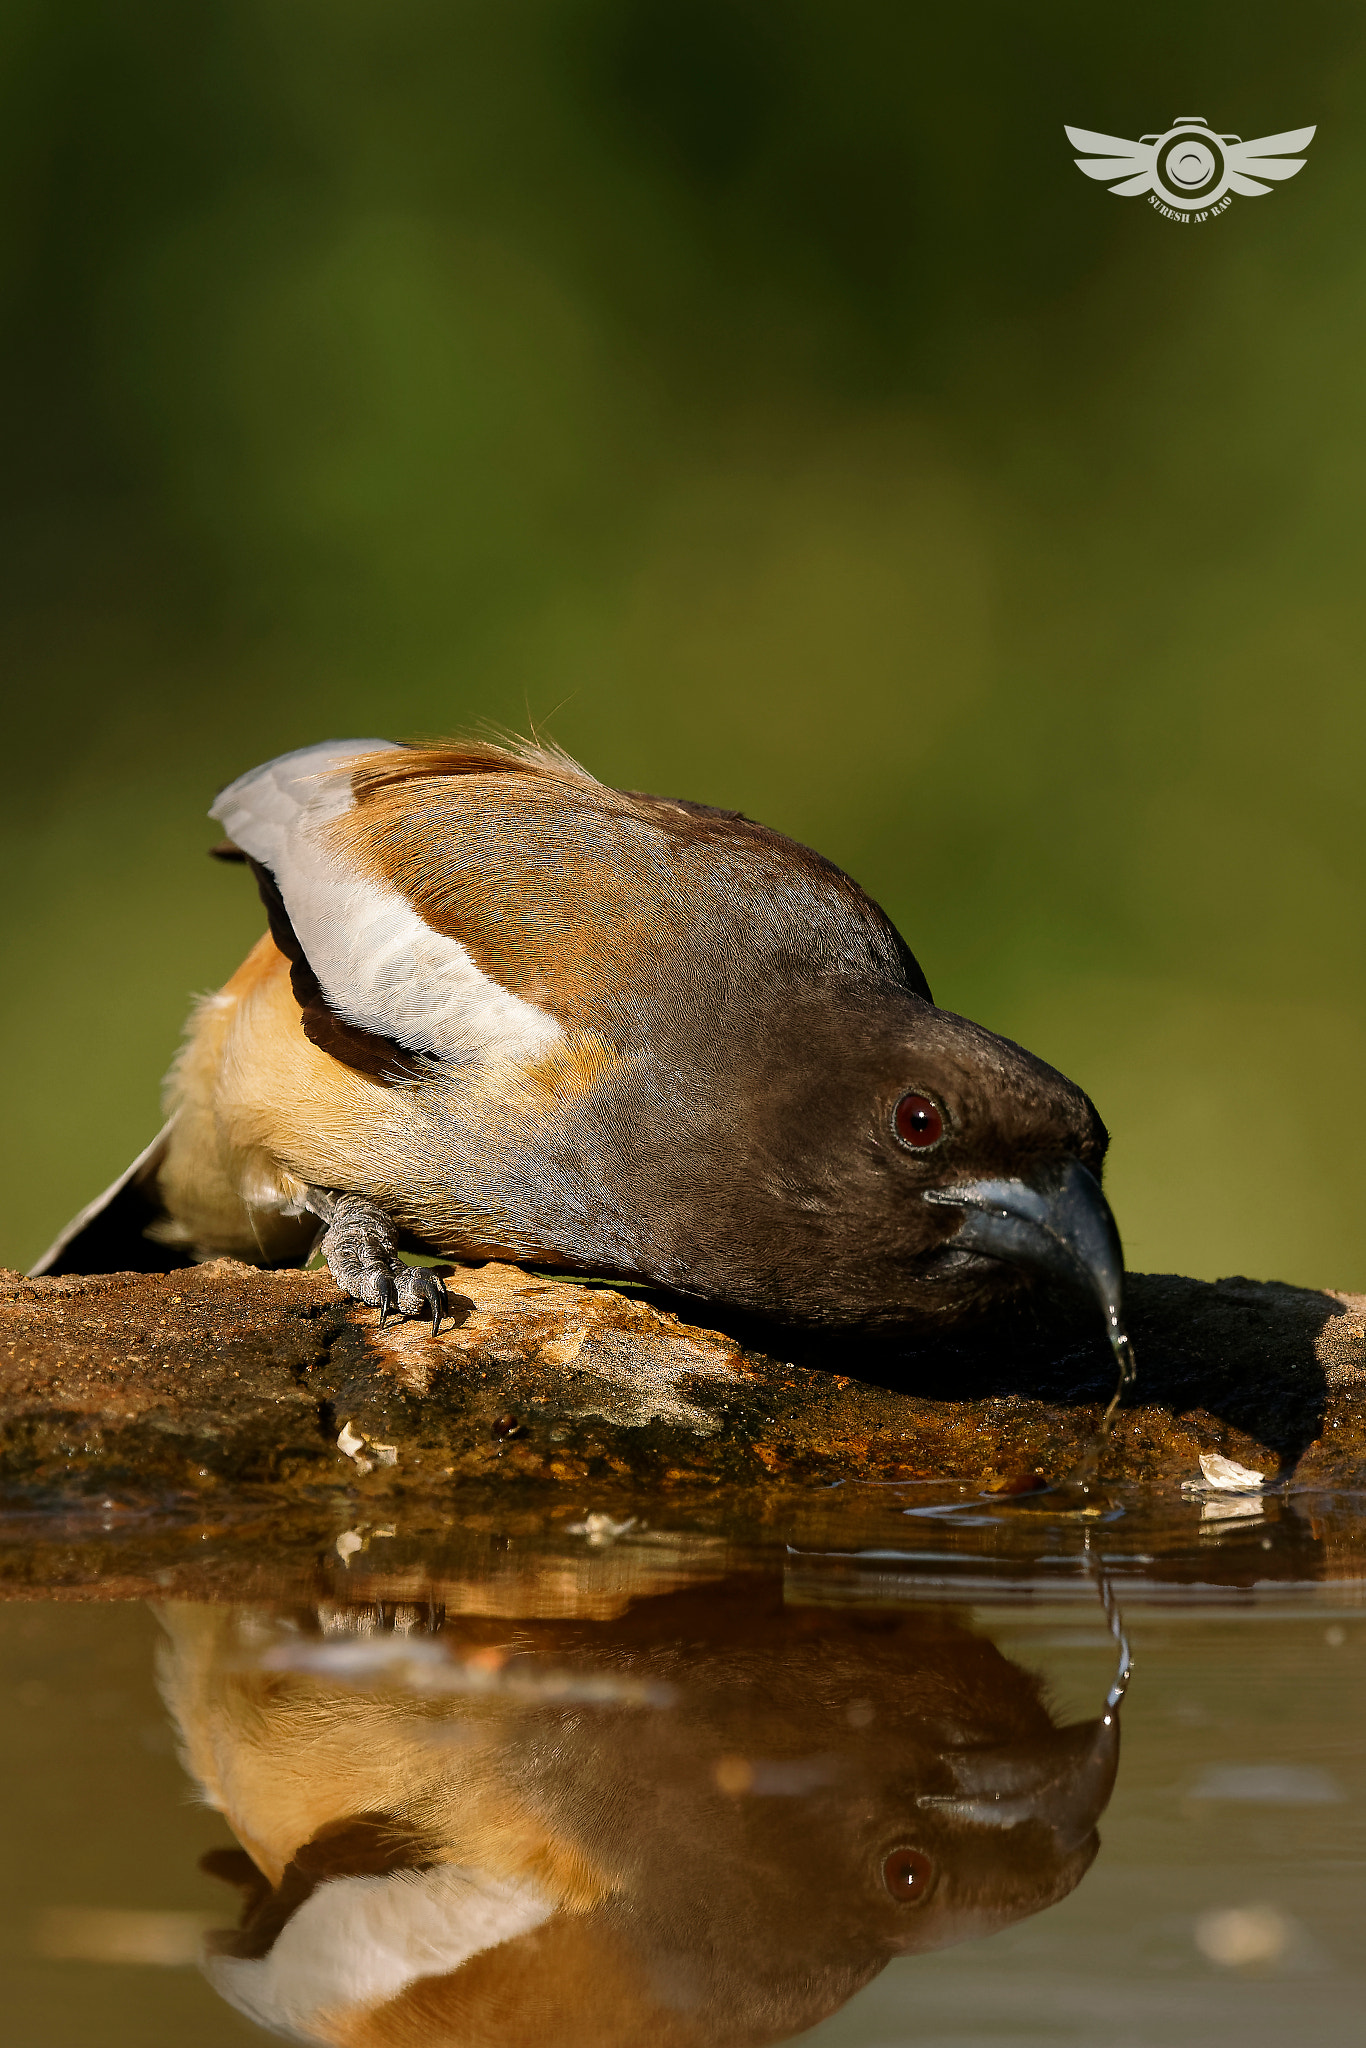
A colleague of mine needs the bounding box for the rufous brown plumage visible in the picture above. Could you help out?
[34,737,1127,1347]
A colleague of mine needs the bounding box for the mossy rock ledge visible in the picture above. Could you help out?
[2,1258,1364,1506]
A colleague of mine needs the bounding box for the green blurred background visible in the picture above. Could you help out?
[2,1,1363,1287]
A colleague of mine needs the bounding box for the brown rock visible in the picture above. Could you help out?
[3,1254,1365,1602]
[2,1257,1363,1515]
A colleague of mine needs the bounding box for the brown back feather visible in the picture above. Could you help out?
[348,737,601,801]
[330,740,925,1036]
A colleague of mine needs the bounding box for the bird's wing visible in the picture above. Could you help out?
[1225,125,1316,195]
[218,737,928,1069]
[1065,126,1157,194]
[211,740,565,1068]
[330,749,929,1042]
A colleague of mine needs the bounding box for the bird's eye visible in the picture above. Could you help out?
[882,1847,934,1902]
[893,1093,945,1150]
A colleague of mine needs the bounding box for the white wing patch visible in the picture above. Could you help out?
[212,740,564,1068]
[205,1866,555,2042]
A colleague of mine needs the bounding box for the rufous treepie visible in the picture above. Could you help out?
[33,738,1127,1350]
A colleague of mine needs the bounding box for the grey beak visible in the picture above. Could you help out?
[916,1713,1120,1855]
[924,1156,1127,1362]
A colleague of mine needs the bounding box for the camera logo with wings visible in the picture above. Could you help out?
[1067,117,1315,217]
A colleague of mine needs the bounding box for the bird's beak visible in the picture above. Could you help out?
[923,1156,1125,1339]
[916,1712,1120,1855]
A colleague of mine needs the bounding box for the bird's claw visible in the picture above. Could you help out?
[413,1266,448,1336]
[374,1268,400,1328]
[313,1192,447,1332]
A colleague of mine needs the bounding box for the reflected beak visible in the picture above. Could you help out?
[917,1713,1121,1855]
[923,1156,1125,1336]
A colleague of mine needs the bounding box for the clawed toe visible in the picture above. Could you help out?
[392,1261,447,1333]
[373,1266,401,1327]
[313,1191,448,1332]
[411,1266,448,1335]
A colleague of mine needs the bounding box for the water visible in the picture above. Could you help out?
[3,1483,1365,2047]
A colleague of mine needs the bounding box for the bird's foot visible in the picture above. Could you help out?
[310,1192,447,1332]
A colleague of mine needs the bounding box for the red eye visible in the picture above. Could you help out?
[894,1094,945,1149]
[882,1847,934,1902]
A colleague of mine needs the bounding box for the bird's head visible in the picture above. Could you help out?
[594,981,1121,1336]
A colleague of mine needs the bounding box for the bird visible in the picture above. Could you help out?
[32,735,1127,1349]
[162,1573,1119,2046]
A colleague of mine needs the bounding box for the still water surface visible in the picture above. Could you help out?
[3,1484,1364,2046]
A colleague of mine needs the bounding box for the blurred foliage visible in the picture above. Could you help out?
[2,1,1364,1286]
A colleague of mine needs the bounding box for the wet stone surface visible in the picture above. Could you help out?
[1,1260,1364,1528]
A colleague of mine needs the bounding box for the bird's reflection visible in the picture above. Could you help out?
[158,1568,1121,2046]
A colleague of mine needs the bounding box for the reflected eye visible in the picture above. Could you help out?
[882,1847,934,1902]
[894,1093,945,1150]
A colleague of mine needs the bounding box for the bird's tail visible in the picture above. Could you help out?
[27,1124,194,1278]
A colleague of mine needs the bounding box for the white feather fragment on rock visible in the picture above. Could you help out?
[337,1420,375,1474]
[1182,1452,1269,1494]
